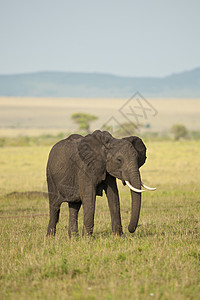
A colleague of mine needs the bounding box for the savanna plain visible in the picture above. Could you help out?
[0,139,200,299]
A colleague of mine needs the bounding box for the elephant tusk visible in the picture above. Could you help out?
[125,181,145,193]
[141,181,157,191]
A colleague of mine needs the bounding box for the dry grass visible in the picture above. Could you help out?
[0,97,200,133]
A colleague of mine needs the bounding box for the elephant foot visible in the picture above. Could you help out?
[46,227,56,237]
[82,225,94,237]
[68,231,80,239]
[112,224,123,236]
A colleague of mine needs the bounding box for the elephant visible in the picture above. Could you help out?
[46,130,156,237]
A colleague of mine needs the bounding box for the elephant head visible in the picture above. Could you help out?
[78,130,156,233]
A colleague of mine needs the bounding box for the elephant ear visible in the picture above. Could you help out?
[77,130,113,180]
[91,130,114,148]
[124,136,147,168]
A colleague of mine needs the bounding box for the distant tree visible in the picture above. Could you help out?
[71,112,98,134]
[170,124,188,140]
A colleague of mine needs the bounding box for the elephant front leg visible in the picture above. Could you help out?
[68,202,81,238]
[81,188,96,236]
[105,174,123,235]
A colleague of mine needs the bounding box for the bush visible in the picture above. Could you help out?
[170,124,188,141]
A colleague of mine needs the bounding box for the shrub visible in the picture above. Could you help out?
[170,124,188,141]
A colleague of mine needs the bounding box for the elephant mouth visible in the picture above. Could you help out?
[123,180,156,193]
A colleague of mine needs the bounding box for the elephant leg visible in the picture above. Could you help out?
[46,175,62,236]
[82,188,96,236]
[68,201,81,238]
[105,174,123,235]
[47,203,61,236]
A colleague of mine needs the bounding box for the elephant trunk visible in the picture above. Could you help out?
[127,163,142,233]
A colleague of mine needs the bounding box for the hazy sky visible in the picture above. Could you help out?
[0,0,199,77]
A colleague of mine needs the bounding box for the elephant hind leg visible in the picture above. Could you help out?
[47,204,61,236]
[68,202,81,238]
[46,175,61,236]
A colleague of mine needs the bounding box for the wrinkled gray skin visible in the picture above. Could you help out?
[46,130,147,237]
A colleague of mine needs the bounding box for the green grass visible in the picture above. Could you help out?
[0,131,200,148]
[0,133,66,148]
[0,141,200,299]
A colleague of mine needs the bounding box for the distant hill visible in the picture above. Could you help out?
[0,68,200,98]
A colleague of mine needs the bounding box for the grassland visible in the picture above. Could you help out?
[0,141,200,299]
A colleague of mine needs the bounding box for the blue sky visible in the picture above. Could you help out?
[0,0,199,77]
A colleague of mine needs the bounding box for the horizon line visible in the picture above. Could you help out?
[0,66,199,79]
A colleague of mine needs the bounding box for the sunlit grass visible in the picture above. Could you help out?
[0,141,200,299]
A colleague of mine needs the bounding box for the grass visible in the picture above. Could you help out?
[0,141,200,299]
[0,133,66,148]
[0,131,200,148]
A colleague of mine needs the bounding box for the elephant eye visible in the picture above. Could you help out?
[117,157,122,163]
